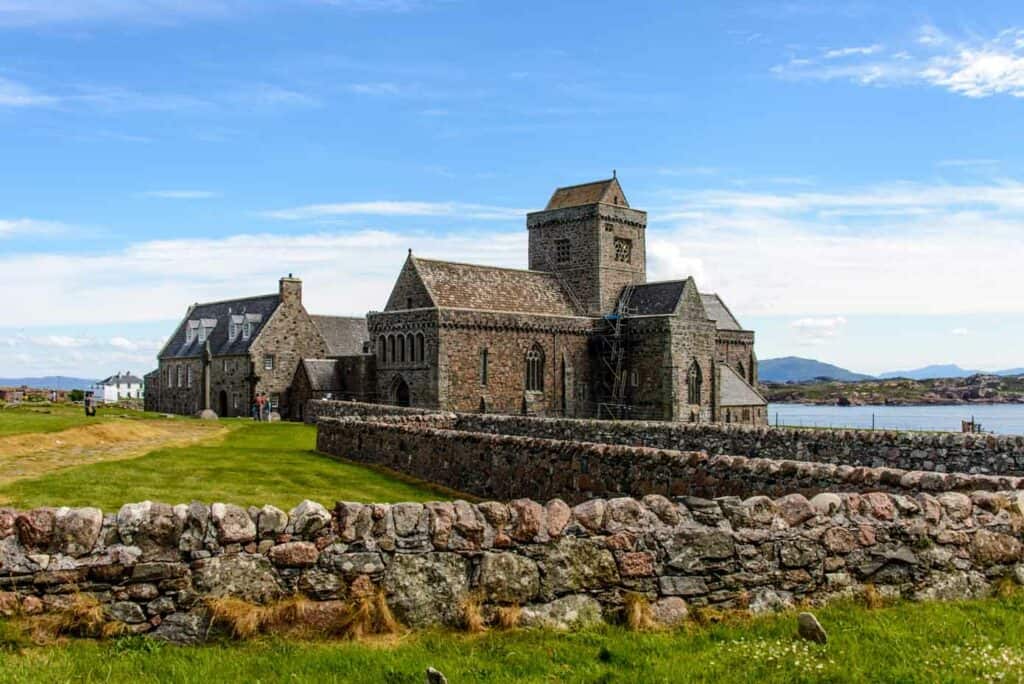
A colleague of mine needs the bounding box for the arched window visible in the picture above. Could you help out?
[416,333,425,363]
[687,361,702,406]
[525,344,544,392]
[388,335,395,364]
[406,333,415,362]
[377,336,386,363]
[398,335,406,363]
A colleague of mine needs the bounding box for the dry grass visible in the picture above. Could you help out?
[994,575,1019,599]
[459,595,486,634]
[494,604,521,630]
[624,593,658,632]
[23,594,111,644]
[860,584,887,610]
[0,419,228,491]
[209,591,400,642]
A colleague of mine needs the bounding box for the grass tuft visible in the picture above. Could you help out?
[623,593,657,632]
[459,595,487,634]
[495,604,521,630]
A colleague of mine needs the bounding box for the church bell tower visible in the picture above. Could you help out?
[526,175,647,314]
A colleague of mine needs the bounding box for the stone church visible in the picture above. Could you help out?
[363,177,767,424]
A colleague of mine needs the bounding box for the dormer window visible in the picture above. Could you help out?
[198,326,207,343]
[242,321,252,340]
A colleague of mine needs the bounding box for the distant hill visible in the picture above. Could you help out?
[878,364,982,380]
[0,376,96,391]
[758,357,873,383]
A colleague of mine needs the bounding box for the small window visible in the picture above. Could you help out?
[630,370,639,387]
[555,239,570,264]
[186,366,193,388]
[687,361,702,406]
[177,366,184,388]
[398,335,406,363]
[222,359,229,373]
[198,326,207,343]
[480,348,489,386]
[264,354,275,371]
[377,336,386,363]
[229,321,238,339]
[525,343,544,392]
[407,297,413,309]
[167,367,173,387]
[388,335,396,363]
[232,393,240,410]
[614,237,632,263]
[185,328,194,344]
[416,333,425,363]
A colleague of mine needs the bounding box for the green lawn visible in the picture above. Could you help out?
[0,403,160,437]
[3,596,1024,682]
[0,421,449,510]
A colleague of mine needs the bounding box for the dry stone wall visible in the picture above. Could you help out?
[317,416,1023,503]
[452,414,1024,476]
[3,491,1023,643]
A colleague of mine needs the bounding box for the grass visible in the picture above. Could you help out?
[0,420,450,510]
[0,403,161,437]
[3,596,1024,682]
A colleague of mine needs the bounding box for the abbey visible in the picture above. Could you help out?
[364,177,767,424]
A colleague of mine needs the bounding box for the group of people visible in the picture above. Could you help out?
[252,392,273,421]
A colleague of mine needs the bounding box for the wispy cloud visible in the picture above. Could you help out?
[0,218,67,238]
[823,44,883,59]
[790,316,847,346]
[142,190,221,200]
[951,328,970,336]
[0,77,58,107]
[773,26,1024,98]
[264,200,526,221]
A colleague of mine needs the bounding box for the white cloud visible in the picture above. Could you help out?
[0,1,239,27]
[951,328,970,336]
[773,26,1024,98]
[264,201,526,221]
[0,77,58,107]
[30,335,91,348]
[823,45,883,59]
[790,317,847,346]
[142,190,220,200]
[0,218,67,238]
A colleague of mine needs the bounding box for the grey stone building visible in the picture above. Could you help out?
[364,176,767,424]
[149,276,367,419]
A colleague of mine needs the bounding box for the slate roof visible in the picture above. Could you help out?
[301,359,341,392]
[622,281,686,316]
[311,316,368,356]
[700,294,744,332]
[160,294,281,359]
[719,365,767,407]
[545,177,628,210]
[413,257,582,316]
[97,372,143,386]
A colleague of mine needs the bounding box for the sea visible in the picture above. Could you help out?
[768,403,1024,436]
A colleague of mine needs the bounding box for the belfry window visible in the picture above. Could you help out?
[555,239,570,264]
[614,237,632,263]
[687,361,702,406]
[480,348,489,386]
[525,344,544,392]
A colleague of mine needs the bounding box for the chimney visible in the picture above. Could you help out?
[279,274,302,306]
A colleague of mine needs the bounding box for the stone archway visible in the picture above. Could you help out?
[393,378,411,407]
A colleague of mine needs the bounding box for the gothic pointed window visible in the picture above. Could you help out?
[687,361,702,406]
[388,335,395,364]
[525,344,544,392]
[377,336,386,363]
[398,335,406,363]
[416,333,425,363]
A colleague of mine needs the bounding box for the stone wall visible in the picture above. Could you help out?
[305,399,438,424]
[3,492,1022,643]
[454,414,1024,476]
[316,416,1023,503]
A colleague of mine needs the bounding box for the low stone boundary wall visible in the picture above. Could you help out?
[454,414,1024,476]
[305,399,437,425]
[317,417,1023,503]
[2,492,1022,642]
[307,400,1024,475]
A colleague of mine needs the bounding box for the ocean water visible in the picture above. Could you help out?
[768,403,1024,436]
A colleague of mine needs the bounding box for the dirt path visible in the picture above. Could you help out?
[0,419,230,487]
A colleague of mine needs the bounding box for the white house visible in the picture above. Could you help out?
[93,372,144,403]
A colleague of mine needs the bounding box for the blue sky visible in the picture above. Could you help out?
[2,0,1024,378]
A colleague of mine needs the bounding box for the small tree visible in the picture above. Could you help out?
[69,389,85,402]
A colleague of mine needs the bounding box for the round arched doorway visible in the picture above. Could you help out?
[393,378,411,407]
